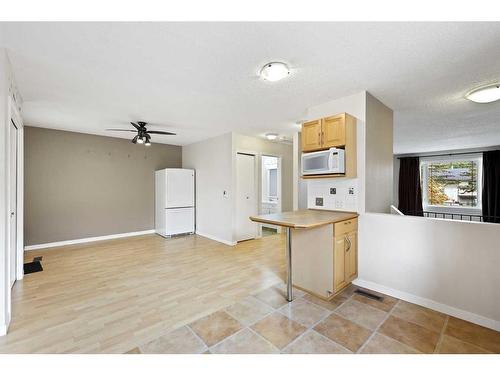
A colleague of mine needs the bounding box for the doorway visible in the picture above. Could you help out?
[9,120,18,288]
[235,153,257,241]
[260,155,282,236]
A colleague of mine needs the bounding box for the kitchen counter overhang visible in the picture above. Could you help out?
[250,209,359,302]
[250,209,358,229]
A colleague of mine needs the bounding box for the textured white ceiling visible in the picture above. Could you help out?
[1,22,500,152]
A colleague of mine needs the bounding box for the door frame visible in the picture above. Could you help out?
[234,152,259,242]
[233,149,284,239]
[260,154,283,234]
[5,97,24,328]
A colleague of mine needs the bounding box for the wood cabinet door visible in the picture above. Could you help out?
[333,236,347,292]
[322,114,346,148]
[301,120,322,152]
[345,231,358,282]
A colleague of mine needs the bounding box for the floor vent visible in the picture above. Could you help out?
[24,260,43,275]
[354,289,383,301]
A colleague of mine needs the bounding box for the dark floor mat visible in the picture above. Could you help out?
[24,261,43,275]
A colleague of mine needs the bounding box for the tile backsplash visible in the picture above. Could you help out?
[307,178,359,212]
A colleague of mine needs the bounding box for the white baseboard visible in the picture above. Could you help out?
[24,229,156,251]
[195,231,236,246]
[353,279,500,332]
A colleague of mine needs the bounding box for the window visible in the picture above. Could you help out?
[420,155,482,210]
[268,168,278,198]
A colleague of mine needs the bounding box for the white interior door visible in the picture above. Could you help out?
[236,153,257,241]
[9,121,18,288]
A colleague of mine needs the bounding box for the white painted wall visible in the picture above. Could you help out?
[232,133,293,212]
[0,49,23,336]
[305,91,367,213]
[182,133,234,245]
[357,213,500,330]
[183,132,293,245]
[307,178,359,212]
[232,133,293,242]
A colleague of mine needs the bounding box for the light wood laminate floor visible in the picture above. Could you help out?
[0,234,285,353]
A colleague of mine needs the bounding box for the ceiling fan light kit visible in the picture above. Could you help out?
[106,121,176,145]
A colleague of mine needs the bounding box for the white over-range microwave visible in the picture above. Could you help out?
[302,148,345,175]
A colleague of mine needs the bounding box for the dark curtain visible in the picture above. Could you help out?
[482,150,500,223]
[398,157,423,216]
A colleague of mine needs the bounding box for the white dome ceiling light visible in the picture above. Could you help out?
[466,83,500,103]
[265,133,278,140]
[260,62,290,82]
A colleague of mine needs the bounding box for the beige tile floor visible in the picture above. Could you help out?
[126,283,500,354]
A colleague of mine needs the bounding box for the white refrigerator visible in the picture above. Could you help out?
[155,168,195,237]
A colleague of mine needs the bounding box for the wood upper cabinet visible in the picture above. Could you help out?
[300,113,357,178]
[322,114,346,148]
[301,120,322,152]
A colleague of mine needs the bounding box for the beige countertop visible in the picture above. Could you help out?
[250,209,358,229]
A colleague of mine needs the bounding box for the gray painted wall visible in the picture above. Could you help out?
[24,127,182,245]
[365,93,394,214]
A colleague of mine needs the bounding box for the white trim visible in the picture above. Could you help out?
[353,279,500,332]
[420,154,483,212]
[195,231,236,246]
[24,229,155,251]
[4,96,23,337]
[0,324,6,336]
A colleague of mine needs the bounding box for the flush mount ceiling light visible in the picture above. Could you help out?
[265,133,278,140]
[260,62,290,82]
[465,83,500,103]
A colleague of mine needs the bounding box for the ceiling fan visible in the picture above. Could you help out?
[106,121,176,146]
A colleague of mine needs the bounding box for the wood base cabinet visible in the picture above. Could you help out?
[333,229,357,294]
[292,218,358,300]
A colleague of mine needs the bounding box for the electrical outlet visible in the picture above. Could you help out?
[335,199,344,209]
[330,188,336,195]
[315,197,324,206]
[348,187,355,195]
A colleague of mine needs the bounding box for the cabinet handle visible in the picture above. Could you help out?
[345,235,351,252]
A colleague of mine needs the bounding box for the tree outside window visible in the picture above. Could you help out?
[422,159,480,208]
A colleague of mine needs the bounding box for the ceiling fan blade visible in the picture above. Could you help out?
[146,130,176,135]
[130,122,141,130]
[131,135,138,144]
[106,129,137,132]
